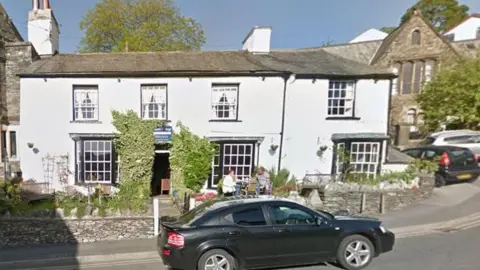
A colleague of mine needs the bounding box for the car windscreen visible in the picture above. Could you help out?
[449,148,475,165]
[419,137,436,146]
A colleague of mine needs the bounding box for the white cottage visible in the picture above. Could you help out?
[17,4,397,193]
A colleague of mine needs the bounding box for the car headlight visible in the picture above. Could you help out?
[379,226,387,233]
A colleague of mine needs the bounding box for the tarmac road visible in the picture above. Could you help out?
[22,226,479,270]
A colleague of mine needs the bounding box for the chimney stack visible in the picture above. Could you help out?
[32,0,39,11]
[28,0,60,56]
[242,26,272,54]
[42,0,51,9]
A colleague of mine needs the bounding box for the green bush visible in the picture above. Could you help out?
[267,167,297,189]
[170,122,217,192]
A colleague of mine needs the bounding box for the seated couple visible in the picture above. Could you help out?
[222,167,271,196]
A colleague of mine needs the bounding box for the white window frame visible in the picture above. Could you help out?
[349,142,380,178]
[327,81,355,117]
[76,140,113,184]
[73,86,99,121]
[141,85,167,120]
[211,85,239,120]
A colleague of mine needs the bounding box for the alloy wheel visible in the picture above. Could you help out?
[344,240,371,267]
[204,254,231,270]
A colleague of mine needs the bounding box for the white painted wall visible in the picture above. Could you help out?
[19,76,391,191]
[444,17,480,41]
[350,29,388,43]
[19,76,284,191]
[382,163,408,173]
[282,79,390,178]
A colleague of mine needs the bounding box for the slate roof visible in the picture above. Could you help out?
[315,40,383,64]
[18,49,394,78]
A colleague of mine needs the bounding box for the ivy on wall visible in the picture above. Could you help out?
[169,122,217,193]
[109,110,163,211]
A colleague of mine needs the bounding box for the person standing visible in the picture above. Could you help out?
[255,167,270,195]
[222,169,236,197]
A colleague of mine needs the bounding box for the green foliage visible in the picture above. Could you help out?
[380,27,396,34]
[401,0,469,32]
[169,122,217,193]
[417,56,480,131]
[111,110,162,211]
[266,166,297,189]
[79,0,205,52]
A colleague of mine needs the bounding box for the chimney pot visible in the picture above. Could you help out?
[42,0,50,9]
[32,0,39,10]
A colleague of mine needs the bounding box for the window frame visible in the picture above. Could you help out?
[209,141,256,189]
[72,85,99,122]
[9,131,17,159]
[140,84,168,121]
[326,80,357,119]
[210,84,240,122]
[411,29,421,45]
[332,139,385,177]
[74,137,118,185]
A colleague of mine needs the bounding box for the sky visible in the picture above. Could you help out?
[2,0,480,53]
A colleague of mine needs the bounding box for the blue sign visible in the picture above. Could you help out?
[154,126,173,143]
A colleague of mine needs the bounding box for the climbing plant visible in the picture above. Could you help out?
[169,122,217,193]
[110,110,164,211]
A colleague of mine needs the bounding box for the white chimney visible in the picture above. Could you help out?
[242,26,272,54]
[28,0,60,56]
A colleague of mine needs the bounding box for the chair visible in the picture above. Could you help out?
[161,178,171,195]
[245,183,258,195]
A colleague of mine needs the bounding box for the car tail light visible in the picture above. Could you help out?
[163,249,171,256]
[167,232,184,247]
[439,152,450,166]
[474,153,479,162]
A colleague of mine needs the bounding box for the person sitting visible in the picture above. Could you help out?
[222,169,236,197]
[255,167,270,195]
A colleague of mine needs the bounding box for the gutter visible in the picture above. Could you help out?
[277,72,292,171]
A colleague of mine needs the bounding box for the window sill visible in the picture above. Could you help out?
[325,117,361,121]
[142,119,171,122]
[70,120,102,124]
[209,120,243,123]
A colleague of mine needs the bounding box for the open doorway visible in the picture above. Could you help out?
[151,152,170,196]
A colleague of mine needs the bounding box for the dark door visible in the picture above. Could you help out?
[266,202,341,265]
[221,205,277,268]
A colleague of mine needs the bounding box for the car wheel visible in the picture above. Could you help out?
[336,235,374,270]
[197,249,236,270]
[435,174,446,188]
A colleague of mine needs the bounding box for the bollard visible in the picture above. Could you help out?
[360,193,366,213]
[380,193,386,214]
[153,196,159,236]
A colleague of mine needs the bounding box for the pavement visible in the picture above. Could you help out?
[2,180,480,269]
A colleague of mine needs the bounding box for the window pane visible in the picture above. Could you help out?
[73,86,98,121]
[230,207,266,226]
[411,30,421,45]
[211,85,238,120]
[141,85,167,120]
[327,81,355,117]
[401,62,413,94]
[269,205,315,225]
[82,140,113,184]
[413,62,423,93]
[9,131,17,158]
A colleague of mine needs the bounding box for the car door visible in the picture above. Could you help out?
[265,202,341,266]
[221,205,278,268]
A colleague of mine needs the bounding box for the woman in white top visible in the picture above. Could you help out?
[222,169,236,197]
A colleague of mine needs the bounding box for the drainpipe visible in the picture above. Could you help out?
[277,73,292,172]
[386,77,393,161]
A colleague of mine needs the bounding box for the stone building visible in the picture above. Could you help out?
[0,1,55,178]
[322,10,480,143]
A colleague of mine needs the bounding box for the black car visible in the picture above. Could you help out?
[402,145,480,187]
[158,196,395,270]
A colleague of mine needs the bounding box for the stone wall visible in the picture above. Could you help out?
[299,174,434,216]
[0,216,154,248]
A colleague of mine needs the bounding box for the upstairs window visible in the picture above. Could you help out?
[446,33,455,42]
[411,30,421,45]
[327,81,355,117]
[211,85,239,121]
[73,86,98,121]
[401,62,413,94]
[141,85,167,120]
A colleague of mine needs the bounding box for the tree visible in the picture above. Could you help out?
[401,0,469,32]
[79,0,205,52]
[417,53,480,131]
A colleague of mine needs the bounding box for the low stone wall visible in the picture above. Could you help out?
[0,216,154,248]
[299,174,435,215]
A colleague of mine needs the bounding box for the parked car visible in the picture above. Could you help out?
[402,145,480,187]
[419,129,480,147]
[158,196,395,270]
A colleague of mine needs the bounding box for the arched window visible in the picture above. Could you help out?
[406,109,416,125]
[401,62,413,94]
[411,30,421,45]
